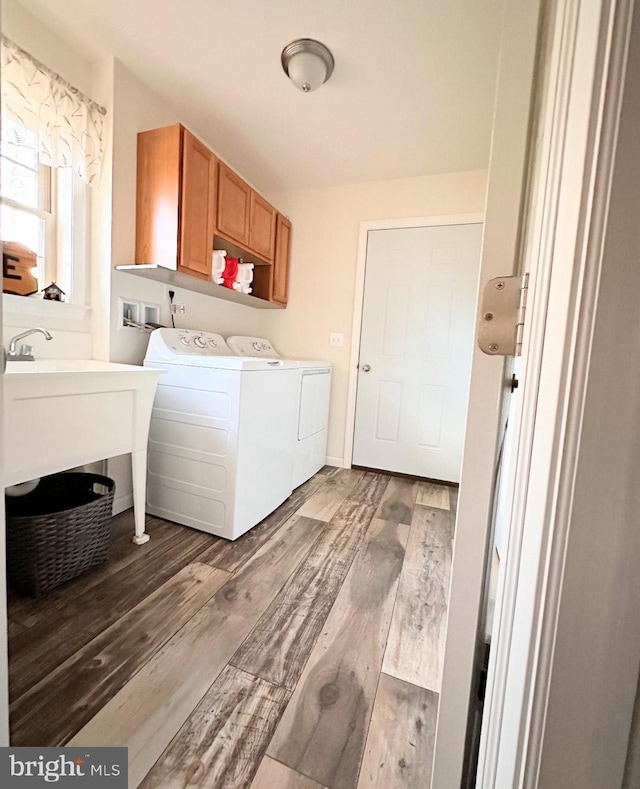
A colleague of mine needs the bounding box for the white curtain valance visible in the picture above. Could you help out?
[1,35,107,187]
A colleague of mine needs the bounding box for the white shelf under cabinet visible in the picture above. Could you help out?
[116,265,282,310]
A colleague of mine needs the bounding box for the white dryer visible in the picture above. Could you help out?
[226,336,331,488]
[143,329,299,540]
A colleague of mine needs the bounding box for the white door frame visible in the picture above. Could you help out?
[435,0,637,786]
[477,0,630,782]
[482,0,638,785]
[343,213,485,470]
[432,0,545,784]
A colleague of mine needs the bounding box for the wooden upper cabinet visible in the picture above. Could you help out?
[249,192,276,261]
[135,124,216,280]
[217,162,277,262]
[136,123,290,306]
[216,163,250,248]
[179,130,217,279]
[271,213,291,306]
[135,124,182,269]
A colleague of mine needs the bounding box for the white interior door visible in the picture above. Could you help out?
[352,222,482,482]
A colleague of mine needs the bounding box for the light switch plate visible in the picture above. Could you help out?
[329,332,344,347]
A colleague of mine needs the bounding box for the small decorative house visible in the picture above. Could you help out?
[42,282,65,301]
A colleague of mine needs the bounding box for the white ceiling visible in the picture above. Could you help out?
[19,0,504,194]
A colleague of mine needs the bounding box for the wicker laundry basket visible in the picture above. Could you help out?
[6,472,115,597]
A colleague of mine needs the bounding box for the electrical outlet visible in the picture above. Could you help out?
[170,303,186,315]
[329,332,344,347]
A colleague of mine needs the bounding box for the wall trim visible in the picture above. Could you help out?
[343,213,485,471]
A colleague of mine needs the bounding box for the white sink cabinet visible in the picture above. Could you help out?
[4,360,162,544]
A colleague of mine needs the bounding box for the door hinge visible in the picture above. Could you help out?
[477,273,529,356]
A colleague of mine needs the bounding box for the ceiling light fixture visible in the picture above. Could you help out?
[281,38,334,93]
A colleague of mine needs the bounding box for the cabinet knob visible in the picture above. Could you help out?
[361,364,371,372]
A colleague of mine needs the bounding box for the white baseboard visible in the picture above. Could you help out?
[326,456,347,468]
[112,493,133,516]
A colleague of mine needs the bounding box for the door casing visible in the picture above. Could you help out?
[478,0,640,785]
[432,0,544,782]
[435,0,639,787]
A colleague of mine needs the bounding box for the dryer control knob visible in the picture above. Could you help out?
[180,336,191,345]
[194,336,207,348]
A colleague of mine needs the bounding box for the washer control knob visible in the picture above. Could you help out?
[194,336,207,348]
[180,336,191,345]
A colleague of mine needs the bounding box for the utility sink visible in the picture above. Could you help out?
[6,359,148,374]
[4,359,162,544]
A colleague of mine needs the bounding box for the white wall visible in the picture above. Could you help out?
[262,170,488,464]
[2,299,92,359]
[1,0,93,95]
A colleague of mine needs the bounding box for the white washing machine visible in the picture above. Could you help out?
[143,328,299,540]
[226,336,331,488]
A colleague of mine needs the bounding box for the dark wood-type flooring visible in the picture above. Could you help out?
[7,467,457,788]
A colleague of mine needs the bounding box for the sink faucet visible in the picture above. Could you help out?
[8,327,53,361]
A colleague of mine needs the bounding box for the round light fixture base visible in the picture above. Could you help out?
[281,38,334,93]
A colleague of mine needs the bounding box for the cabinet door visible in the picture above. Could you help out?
[271,214,291,306]
[216,163,250,247]
[135,124,182,268]
[178,129,217,280]
[249,192,276,261]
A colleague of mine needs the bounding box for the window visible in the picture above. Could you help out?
[1,116,87,301]
[1,117,54,286]
[1,35,106,306]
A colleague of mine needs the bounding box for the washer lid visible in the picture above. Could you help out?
[226,336,331,370]
[226,336,280,357]
[145,328,233,362]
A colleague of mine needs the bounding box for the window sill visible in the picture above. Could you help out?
[3,294,91,322]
